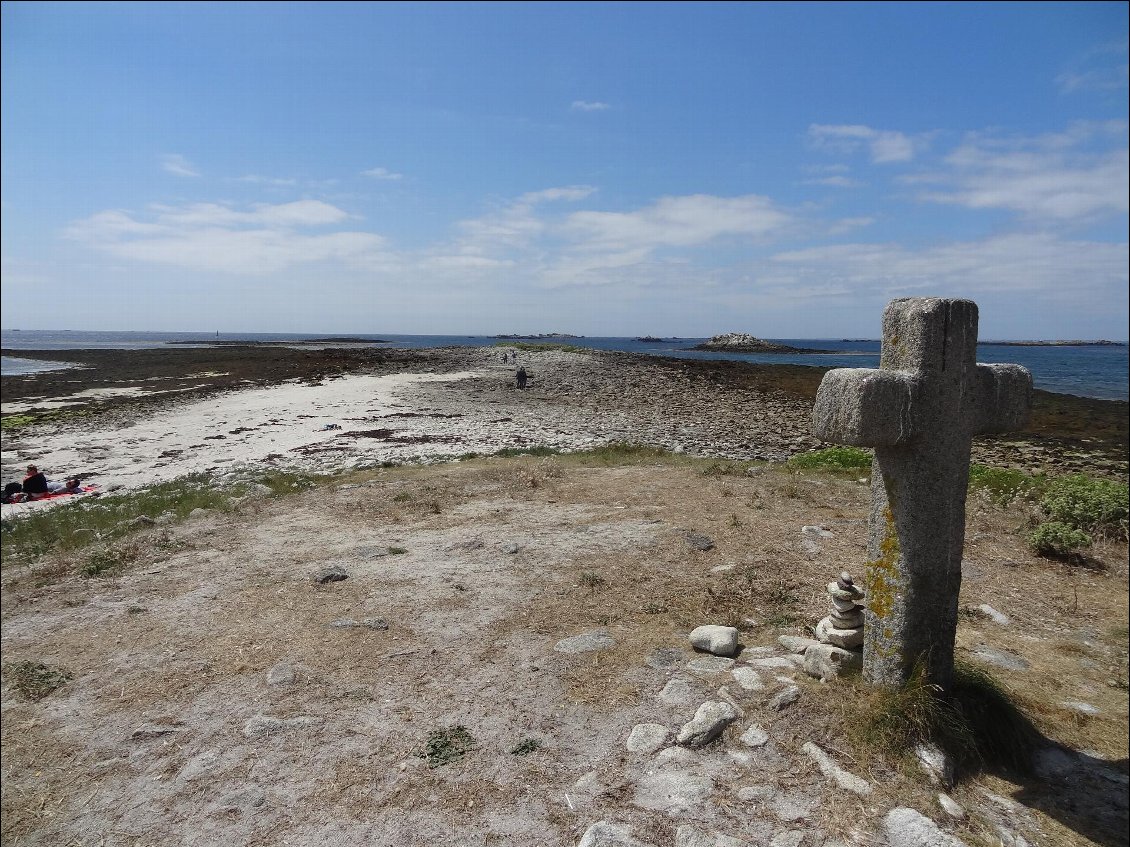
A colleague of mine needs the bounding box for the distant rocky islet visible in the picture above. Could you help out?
[692,333,832,354]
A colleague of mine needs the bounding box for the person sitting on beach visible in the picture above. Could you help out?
[516,367,528,389]
[22,466,48,498]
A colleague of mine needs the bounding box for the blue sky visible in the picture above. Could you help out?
[2,2,1127,339]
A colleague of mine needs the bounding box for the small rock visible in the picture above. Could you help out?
[977,604,1010,625]
[995,826,1032,847]
[814,618,863,649]
[767,686,800,711]
[737,784,776,803]
[689,625,739,657]
[801,525,834,539]
[778,635,821,654]
[554,629,615,654]
[502,542,520,554]
[187,508,209,520]
[329,618,360,628]
[266,663,295,686]
[676,700,739,748]
[771,793,816,823]
[803,644,862,682]
[739,724,769,748]
[801,742,870,795]
[627,724,669,754]
[882,808,965,847]
[130,515,157,527]
[1060,700,1099,715]
[915,742,955,788]
[937,793,965,820]
[685,532,715,552]
[313,566,349,585]
[130,723,180,740]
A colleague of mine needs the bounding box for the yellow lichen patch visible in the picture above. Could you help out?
[864,506,899,621]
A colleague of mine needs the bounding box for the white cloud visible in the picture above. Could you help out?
[237,174,299,186]
[768,232,1128,298]
[807,124,924,163]
[161,154,200,177]
[362,166,404,180]
[913,124,1129,222]
[571,100,610,112]
[1056,42,1129,94]
[802,175,865,188]
[64,200,385,275]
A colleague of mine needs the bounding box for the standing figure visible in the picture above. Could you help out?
[516,367,528,389]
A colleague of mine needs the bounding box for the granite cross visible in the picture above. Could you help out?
[811,298,1032,691]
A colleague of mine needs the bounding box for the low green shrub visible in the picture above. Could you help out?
[1028,521,1092,558]
[1038,474,1128,540]
[787,447,872,471]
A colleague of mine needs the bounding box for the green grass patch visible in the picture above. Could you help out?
[1038,474,1128,540]
[419,725,476,768]
[0,408,93,432]
[968,464,1045,506]
[0,470,321,566]
[491,445,562,458]
[1028,521,1093,558]
[787,446,872,472]
[4,660,72,701]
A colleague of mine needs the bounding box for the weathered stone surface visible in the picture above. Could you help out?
[676,700,739,747]
[554,629,615,654]
[646,647,686,670]
[814,618,864,649]
[689,625,740,656]
[659,677,698,706]
[687,656,736,674]
[977,604,1010,625]
[674,824,749,847]
[937,793,966,820]
[970,645,1029,672]
[731,667,766,691]
[577,821,655,847]
[266,663,295,685]
[739,724,770,748]
[882,807,967,846]
[811,298,1032,691]
[778,635,821,654]
[915,742,955,787]
[627,723,669,754]
[767,685,800,711]
[242,714,322,737]
[131,723,180,740]
[802,742,870,795]
[803,644,862,681]
[312,566,349,584]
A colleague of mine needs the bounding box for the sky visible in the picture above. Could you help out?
[1,2,1127,339]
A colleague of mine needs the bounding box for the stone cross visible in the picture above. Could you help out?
[811,298,1032,692]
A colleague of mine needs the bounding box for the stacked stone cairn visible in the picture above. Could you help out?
[815,571,865,650]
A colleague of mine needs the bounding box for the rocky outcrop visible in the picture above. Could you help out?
[692,334,826,354]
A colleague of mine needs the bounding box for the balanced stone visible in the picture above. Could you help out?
[815,570,866,651]
[812,298,1031,691]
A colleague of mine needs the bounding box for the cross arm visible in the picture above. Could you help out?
[969,363,1032,434]
[811,368,921,447]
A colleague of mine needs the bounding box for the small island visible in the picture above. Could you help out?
[692,333,829,354]
[635,336,666,343]
[494,332,583,340]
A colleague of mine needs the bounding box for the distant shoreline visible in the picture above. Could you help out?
[979,340,1126,347]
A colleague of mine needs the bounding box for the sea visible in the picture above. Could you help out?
[2,329,1127,401]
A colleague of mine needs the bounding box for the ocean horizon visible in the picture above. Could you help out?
[2,328,1127,402]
